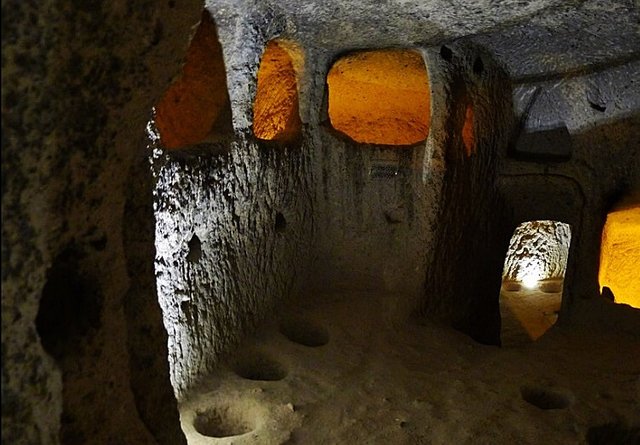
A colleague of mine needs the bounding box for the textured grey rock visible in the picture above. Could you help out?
[151,131,313,397]
[3,0,640,443]
[503,221,572,283]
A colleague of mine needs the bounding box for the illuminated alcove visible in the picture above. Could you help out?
[154,10,232,149]
[253,41,302,142]
[326,49,430,145]
[599,193,640,309]
[462,103,475,157]
[500,220,572,345]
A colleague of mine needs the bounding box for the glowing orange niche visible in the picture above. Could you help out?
[154,11,231,149]
[253,41,302,142]
[327,49,431,146]
[462,103,475,157]
[599,193,640,308]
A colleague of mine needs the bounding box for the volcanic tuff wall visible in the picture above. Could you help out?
[3,1,640,444]
[503,221,572,283]
[2,1,203,443]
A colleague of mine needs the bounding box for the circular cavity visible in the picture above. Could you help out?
[280,318,330,347]
[193,406,253,438]
[440,45,453,61]
[520,385,571,410]
[539,281,563,293]
[503,281,521,292]
[233,353,287,381]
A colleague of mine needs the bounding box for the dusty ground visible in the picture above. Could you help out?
[500,279,563,346]
[179,290,640,444]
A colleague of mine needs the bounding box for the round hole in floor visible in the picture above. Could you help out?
[233,352,287,381]
[280,318,330,347]
[193,406,254,438]
[520,385,571,410]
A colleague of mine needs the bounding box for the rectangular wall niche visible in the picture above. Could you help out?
[253,40,302,143]
[326,49,431,146]
[599,193,640,309]
[500,220,571,345]
[153,10,232,149]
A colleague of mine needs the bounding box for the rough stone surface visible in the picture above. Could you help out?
[598,193,640,308]
[503,221,572,283]
[155,10,232,149]
[513,126,573,162]
[2,0,201,443]
[151,130,313,397]
[3,0,640,443]
[419,42,514,345]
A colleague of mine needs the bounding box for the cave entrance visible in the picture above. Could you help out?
[499,220,572,346]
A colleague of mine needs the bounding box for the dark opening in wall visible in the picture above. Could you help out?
[500,221,571,346]
[439,45,453,62]
[186,234,202,263]
[253,41,302,142]
[274,212,287,233]
[326,49,431,145]
[473,57,484,75]
[154,10,232,149]
[35,246,102,360]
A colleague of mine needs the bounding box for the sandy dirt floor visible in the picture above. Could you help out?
[499,280,563,346]
[179,290,640,444]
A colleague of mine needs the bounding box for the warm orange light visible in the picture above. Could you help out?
[327,49,430,146]
[599,193,640,308]
[155,11,231,149]
[501,289,561,342]
[253,41,302,142]
[462,103,475,157]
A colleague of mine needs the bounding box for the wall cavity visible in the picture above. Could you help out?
[599,193,640,309]
[326,49,431,145]
[154,10,232,149]
[253,41,303,142]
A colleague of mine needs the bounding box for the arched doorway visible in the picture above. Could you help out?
[500,220,571,345]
